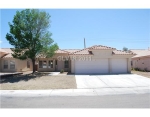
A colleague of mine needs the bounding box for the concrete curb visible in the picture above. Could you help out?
[1,87,150,97]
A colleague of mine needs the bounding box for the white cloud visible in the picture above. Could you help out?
[0,40,2,43]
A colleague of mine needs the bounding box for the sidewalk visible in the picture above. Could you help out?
[1,87,150,97]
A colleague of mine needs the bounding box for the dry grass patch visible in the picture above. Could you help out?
[131,70,150,78]
[0,73,77,90]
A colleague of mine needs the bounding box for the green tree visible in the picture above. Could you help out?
[123,47,128,51]
[6,9,58,73]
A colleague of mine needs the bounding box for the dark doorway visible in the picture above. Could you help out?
[35,65,38,71]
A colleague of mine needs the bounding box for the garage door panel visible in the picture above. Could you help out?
[111,59,127,73]
[75,59,108,74]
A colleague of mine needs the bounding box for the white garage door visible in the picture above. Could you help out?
[111,59,127,73]
[75,59,109,74]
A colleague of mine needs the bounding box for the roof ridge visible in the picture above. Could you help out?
[70,48,89,55]
[89,45,116,50]
[57,49,70,53]
[69,45,96,55]
[70,45,117,55]
[113,49,136,55]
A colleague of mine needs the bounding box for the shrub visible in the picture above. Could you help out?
[60,69,64,73]
[134,68,140,71]
[131,68,134,70]
[144,68,148,72]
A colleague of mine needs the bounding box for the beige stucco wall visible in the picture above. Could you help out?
[71,60,75,73]
[1,58,32,72]
[92,50,113,58]
[17,59,33,72]
[132,57,150,71]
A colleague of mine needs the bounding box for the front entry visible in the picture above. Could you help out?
[55,60,58,71]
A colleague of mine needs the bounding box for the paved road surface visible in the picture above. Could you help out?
[1,94,150,108]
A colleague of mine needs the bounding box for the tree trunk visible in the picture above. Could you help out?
[32,58,36,73]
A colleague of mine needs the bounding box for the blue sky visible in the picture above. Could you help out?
[0,9,150,50]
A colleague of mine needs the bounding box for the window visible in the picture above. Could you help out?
[27,61,30,68]
[48,60,53,68]
[89,51,93,54]
[4,60,8,69]
[43,61,47,68]
[131,61,133,66]
[64,60,69,68]
[39,61,47,68]
[39,61,42,68]
[10,60,15,69]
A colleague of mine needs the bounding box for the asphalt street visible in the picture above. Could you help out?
[1,94,150,108]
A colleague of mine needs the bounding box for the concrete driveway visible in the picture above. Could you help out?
[75,74,150,95]
[75,74,150,88]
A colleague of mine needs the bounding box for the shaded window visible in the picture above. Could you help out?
[43,61,47,68]
[131,61,133,66]
[4,60,8,69]
[48,60,53,68]
[89,51,93,54]
[64,60,69,68]
[39,61,42,68]
[10,60,15,69]
[27,61,30,68]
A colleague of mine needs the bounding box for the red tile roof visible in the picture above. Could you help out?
[1,45,135,58]
[70,48,92,55]
[55,49,69,54]
[1,48,13,58]
[89,45,116,50]
[70,45,135,55]
[130,49,150,58]
[0,48,8,53]
[63,49,80,53]
[112,50,136,55]
[70,45,116,55]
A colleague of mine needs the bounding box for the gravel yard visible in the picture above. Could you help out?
[0,72,77,90]
[131,70,150,78]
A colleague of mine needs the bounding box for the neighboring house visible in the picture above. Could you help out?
[0,49,8,72]
[0,48,33,72]
[129,49,150,71]
[0,45,135,74]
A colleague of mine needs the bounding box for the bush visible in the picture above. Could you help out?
[133,67,148,72]
[134,68,140,71]
[131,68,134,70]
[60,69,64,73]
[144,68,148,72]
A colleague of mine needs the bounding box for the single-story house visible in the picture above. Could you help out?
[0,45,135,74]
[0,48,33,72]
[129,49,150,71]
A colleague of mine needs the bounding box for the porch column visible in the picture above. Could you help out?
[108,58,112,74]
[127,58,131,73]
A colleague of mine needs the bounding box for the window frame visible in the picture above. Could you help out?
[4,60,8,69]
[10,60,15,69]
[42,61,47,68]
[48,60,53,68]
[64,60,69,68]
